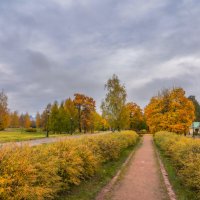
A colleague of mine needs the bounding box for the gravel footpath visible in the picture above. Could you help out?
[110,135,169,200]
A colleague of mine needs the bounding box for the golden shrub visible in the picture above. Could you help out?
[0,131,138,199]
[0,145,61,200]
[154,131,200,198]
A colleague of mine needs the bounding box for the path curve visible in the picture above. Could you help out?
[111,134,169,200]
[0,132,109,148]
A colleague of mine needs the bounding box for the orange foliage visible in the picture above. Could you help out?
[145,88,195,134]
[126,102,145,130]
[74,93,95,133]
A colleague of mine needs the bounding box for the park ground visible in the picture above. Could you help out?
[0,128,107,143]
[99,135,171,200]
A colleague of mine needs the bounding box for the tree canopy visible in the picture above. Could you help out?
[101,74,127,131]
[126,102,147,131]
[0,91,9,130]
[145,88,195,134]
[188,95,200,122]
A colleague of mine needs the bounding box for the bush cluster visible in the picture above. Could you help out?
[25,128,37,132]
[154,131,200,199]
[0,131,138,199]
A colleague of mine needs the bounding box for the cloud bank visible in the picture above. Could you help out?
[0,0,200,115]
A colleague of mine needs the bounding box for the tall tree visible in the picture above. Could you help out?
[188,96,200,121]
[9,111,20,128]
[19,114,25,128]
[24,113,31,128]
[101,74,127,131]
[0,91,9,130]
[57,102,66,133]
[145,87,195,134]
[49,101,59,133]
[126,102,146,131]
[74,94,95,133]
[74,94,85,132]
[41,104,51,132]
[36,112,41,128]
[92,112,110,131]
[64,98,78,133]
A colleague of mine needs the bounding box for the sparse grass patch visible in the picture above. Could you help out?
[0,129,76,143]
[0,131,45,142]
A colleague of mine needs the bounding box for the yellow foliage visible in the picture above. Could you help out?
[155,131,200,198]
[0,131,138,199]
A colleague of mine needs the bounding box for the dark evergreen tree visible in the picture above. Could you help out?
[188,96,200,121]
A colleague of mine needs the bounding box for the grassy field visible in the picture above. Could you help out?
[0,129,70,143]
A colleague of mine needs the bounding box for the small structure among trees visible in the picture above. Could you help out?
[189,122,200,136]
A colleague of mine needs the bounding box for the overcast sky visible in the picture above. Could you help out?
[0,0,200,115]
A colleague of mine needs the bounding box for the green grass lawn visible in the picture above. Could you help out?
[0,129,109,143]
[0,129,70,143]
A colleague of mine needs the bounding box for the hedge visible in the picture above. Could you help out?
[0,131,138,199]
[154,131,200,199]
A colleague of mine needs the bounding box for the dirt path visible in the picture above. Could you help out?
[110,134,169,200]
[0,132,109,148]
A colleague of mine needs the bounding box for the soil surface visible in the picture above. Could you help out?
[111,135,169,200]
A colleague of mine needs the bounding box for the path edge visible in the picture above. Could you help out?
[95,139,142,200]
[154,142,177,200]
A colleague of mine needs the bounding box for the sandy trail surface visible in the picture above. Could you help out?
[111,135,169,200]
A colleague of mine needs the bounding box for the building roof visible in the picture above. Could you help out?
[191,122,200,129]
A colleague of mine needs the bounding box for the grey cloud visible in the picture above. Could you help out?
[129,72,200,108]
[0,0,200,115]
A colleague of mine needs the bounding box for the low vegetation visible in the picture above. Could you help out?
[59,143,138,200]
[0,130,45,142]
[0,129,72,143]
[154,131,200,199]
[0,131,138,200]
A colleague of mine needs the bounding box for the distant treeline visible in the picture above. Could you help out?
[0,75,147,133]
[3,74,199,135]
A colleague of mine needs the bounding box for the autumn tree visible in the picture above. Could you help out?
[49,101,59,133]
[126,102,146,131]
[41,95,96,134]
[40,104,51,132]
[92,112,110,131]
[64,98,78,133]
[24,113,31,128]
[101,74,127,131]
[9,111,20,128]
[0,91,9,130]
[188,95,200,121]
[145,87,195,134]
[19,114,25,128]
[74,94,85,132]
[57,102,66,133]
[36,112,41,128]
[74,93,95,133]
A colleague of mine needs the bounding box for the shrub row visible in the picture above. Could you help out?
[0,131,138,199]
[25,128,37,132]
[154,131,200,199]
